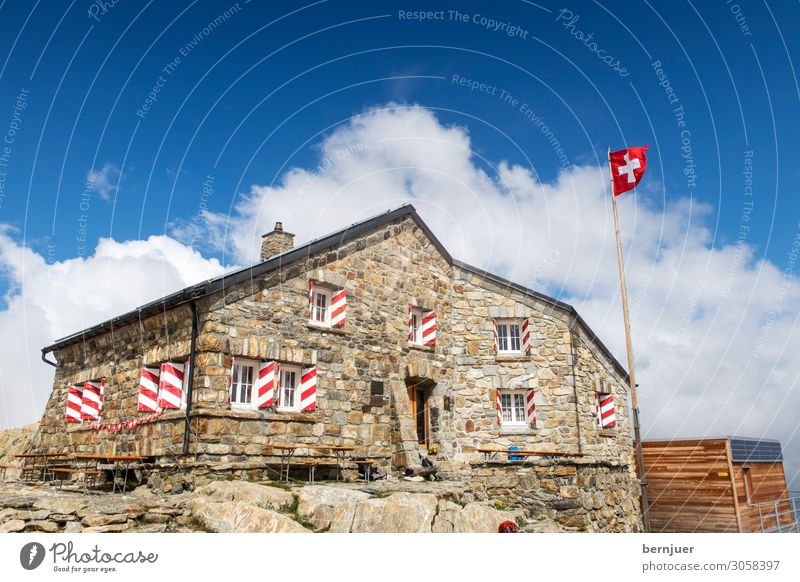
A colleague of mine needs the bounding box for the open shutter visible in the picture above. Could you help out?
[598,393,616,428]
[307,280,314,320]
[65,385,83,423]
[422,310,436,346]
[526,389,537,428]
[300,367,317,412]
[80,380,103,421]
[522,319,531,355]
[256,361,276,408]
[331,289,347,327]
[408,305,413,341]
[492,319,499,353]
[137,367,160,412]
[157,362,184,410]
[495,389,503,428]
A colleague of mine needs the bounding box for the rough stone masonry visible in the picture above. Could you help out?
[34,205,642,532]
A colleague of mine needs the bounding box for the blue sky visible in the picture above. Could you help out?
[1,1,800,488]
[0,1,797,266]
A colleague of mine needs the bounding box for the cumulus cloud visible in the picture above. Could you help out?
[206,105,800,486]
[86,163,121,201]
[0,227,226,429]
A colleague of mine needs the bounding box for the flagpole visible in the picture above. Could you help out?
[608,146,651,533]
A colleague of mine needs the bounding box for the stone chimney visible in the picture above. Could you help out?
[260,222,295,261]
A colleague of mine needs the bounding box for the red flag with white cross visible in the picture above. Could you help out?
[609,145,649,196]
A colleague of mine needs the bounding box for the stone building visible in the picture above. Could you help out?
[37,205,642,531]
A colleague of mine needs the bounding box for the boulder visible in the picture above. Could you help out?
[81,513,128,527]
[25,520,59,533]
[63,522,82,533]
[432,500,522,533]
[351,493,438,533]
[194,481,294,511]
[33,497,86,514]
[188,497,309,533]
[296,485,370,532]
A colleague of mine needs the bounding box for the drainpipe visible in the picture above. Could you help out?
[568,316,582,454]
[182,301,199,455]
[41,350,58,368]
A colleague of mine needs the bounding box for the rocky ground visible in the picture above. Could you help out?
[0,476,566,533]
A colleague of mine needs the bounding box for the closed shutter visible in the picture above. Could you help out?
[598,393,616,428]
[526,389,537,428]
[422,310,436,346]
[492,319,499,353]
[300,367,317,412]
[256,361,276,408]
[80,380,103,421]
[157,362,185,410]
[137,367,160,412]
[65,385,83,423]
[331,289,347,327]
[522,319,532,354]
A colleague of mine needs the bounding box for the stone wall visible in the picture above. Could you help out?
[35,213,642,530]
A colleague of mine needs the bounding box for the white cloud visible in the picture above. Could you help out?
[0,227,226,429]
[206,104,800,487]
[86,163,121,201]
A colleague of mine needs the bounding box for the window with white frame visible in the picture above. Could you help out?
[277,364,302,411]
[496,319,522,353]
[310,286,332,325]
[499,390,527,426]
[409,306,423,344]
[230,360,257,408]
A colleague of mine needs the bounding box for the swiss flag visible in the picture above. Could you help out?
[610,145,649,196]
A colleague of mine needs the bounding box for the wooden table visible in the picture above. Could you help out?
[15,453,69,481]
[73,454,152,493]
[266,445,355,482]
[476,447,584,462]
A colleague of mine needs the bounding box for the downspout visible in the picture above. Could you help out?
[41,350,58,368]
[568,315,582,454]
[182,300,199,455]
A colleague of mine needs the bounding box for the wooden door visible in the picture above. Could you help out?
[408,385,430,448]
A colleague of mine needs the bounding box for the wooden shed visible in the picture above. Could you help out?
[642,437,795,532]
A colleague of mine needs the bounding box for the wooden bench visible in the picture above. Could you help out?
[50,468,102,492]
[0,464,23,480]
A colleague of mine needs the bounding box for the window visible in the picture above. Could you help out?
[496,319,522,353]
[499,390,527,426]
[311,287,331,325]
[743,467,754,503]
[278,364,302,411]
[409,306,423,343]
[230,360,257,407]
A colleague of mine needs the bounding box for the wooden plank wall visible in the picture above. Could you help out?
[731,462,792,532]
[642,439,738,532]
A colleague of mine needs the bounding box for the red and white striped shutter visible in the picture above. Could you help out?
[157,362,185,410]
[307,280,314,320]
[492,319,499,353]
[300,367,317,412]
[65,385,83,423]
[408,305,413,341]
[80,381,103,421]
[522,319,532,354]
[331,289,346,327]
[495,389,503,428]
[137,367,160,412]
[526,389,537,428]
[599,393,617,428]
[256,361,276,408]
[422,310,436,346]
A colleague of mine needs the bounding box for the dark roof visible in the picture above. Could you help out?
[42,204,629,379]
[643,436,785,463]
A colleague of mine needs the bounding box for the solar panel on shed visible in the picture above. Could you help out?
[729,438,783,463]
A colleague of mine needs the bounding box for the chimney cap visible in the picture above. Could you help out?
[274,221,283,232]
